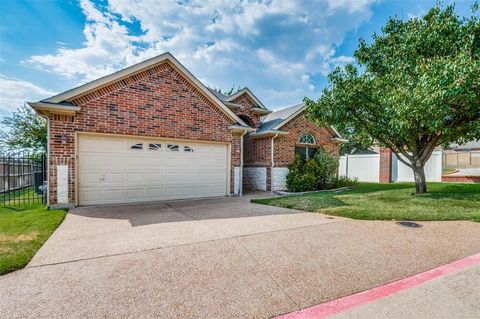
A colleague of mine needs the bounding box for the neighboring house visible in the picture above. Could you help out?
[446,140,480,152]
[443,140,480,168]
[28,52,345,207]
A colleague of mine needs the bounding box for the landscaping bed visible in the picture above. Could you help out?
[252,182,480,222]
[0,204,66,275]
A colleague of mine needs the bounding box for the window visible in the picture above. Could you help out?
[295,146,318,161]
[149,143,162,150]
[299,133,315,145]
[167,144,179,151]
[184,146,194,152]
[130,143,143,150]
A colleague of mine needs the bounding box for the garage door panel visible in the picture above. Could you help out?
[146,173,164,182]
[126,172,146,183]
[80,173,102,186]
[102,155,126,169]
[181,158,197,170]
[145,188,165,198]
[104,173,125,184]
[80,189,104,203]
[80,138,125,153]
[78,136,228,205]
[145,157,164,166]
[126,188,145,200]
[79,154,104,170]
[126,156,145,168]
[103,189,128,202]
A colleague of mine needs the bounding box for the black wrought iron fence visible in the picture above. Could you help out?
[0,150,47,206]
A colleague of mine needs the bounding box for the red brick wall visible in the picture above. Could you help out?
[231,94,261,128]
[48,62,240,205]
[379,148,392,183]
[243,135,271,167]
[273,113,340,167]
[442,175,480,183]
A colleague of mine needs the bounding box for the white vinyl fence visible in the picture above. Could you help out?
[393,151,443,182]
[339,154,380,182]
[339,150,443,183]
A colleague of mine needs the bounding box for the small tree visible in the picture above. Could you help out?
[306,4,480,193]
[0,104,47,153]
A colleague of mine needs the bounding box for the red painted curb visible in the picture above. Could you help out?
[276,252,480,319]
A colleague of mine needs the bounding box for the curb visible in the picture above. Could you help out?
[276,252,480,319]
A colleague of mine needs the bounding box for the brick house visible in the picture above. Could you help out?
[28,53,345,207]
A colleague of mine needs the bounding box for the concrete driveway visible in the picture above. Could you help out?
[2,193,480,318]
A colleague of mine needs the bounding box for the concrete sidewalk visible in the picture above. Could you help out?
[1,194,480,318]
[331,264,480,319]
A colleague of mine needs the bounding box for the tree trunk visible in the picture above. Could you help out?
[412,164,427,194]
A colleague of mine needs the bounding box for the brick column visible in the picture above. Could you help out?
[379,148,392,183]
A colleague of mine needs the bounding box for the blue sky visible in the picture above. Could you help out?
[0,0,474,119]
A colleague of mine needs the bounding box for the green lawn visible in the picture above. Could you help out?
[0,187,45,205]
[0,204,66,275]
[252,183,480,222]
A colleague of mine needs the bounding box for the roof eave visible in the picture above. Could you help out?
[249,130,288,139]
[229,125,256,134]
[27,102,80,116]
[331,137,349,143]
[252,107,272,115]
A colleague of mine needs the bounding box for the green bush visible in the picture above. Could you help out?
[286,149,339,192]
[313,149,338,189]
[334,176,358,188]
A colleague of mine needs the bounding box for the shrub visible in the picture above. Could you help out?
[313,149,338,189]
[286,150,339,192]
[334,176,358,188]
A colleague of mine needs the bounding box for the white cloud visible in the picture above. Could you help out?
[26,0,379,109]
[0,75,56,118]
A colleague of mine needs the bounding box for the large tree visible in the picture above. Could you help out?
[0,104,47,153]
[306,3,480,194]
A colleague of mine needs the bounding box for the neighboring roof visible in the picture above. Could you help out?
[28,52,248,127]
[256,102,346,141]
[350,148,378,155]
[224,87,268,110]
[448,140,480,150]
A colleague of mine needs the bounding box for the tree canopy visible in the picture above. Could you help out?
[0,104,47,153]
[306,3,480,193]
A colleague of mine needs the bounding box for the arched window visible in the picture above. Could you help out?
[299,133,315,145]
[296,133,317,160]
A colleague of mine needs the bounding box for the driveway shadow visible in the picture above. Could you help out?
[70,196,304,227]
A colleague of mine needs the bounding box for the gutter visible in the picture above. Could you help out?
[27,101,80,116]
[249,130,287,139]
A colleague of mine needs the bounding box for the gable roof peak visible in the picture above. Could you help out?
[28,52,250,127]
[224,87,268,110]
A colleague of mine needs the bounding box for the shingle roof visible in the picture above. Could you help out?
[449,140,480,150]
[207,88,228,101]
[257,103,304,133]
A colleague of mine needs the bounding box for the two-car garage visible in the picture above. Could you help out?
[77,135,229,205]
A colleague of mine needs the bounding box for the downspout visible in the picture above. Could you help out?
[270,133,279,193]
[239,129,248,196]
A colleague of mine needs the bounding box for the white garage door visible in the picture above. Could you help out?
[78,135,228,205]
